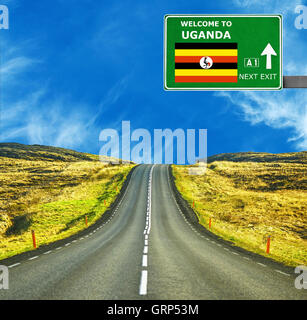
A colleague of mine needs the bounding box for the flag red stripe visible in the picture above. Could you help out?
[175,76,237,83]
[175,56,238,63]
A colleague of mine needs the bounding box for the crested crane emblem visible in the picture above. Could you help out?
[200,56,213,69]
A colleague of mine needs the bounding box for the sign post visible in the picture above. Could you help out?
[164,15,282,90]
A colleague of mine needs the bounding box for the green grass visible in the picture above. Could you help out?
[0,143,135,260]
[172,152,307,267]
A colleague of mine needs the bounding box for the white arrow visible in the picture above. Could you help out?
[261,43,277,70]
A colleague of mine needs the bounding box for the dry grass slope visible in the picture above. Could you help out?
[0,143,135,260]
[173,151,307,267]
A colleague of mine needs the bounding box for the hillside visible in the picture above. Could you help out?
[173,151,307,266]
[0,143,98,162]
[207,151,307,164]
[0,143,135,260]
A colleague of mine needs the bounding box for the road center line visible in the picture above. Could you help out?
[142,254,148,267]
[139,165,155,296]
[139,270,148,295]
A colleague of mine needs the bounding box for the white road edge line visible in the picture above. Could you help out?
[8,263,20,268]
[275,269,290,276]
[28,256,38,261]
[166,166,273,269]
[257,262,267,267]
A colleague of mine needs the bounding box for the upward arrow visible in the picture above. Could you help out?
[261,43,277,70]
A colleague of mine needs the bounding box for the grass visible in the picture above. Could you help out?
[0,143,135,260]
[172,152,307,267]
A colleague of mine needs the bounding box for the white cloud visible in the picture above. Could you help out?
[1,66,129,151]
[222,0,307,151]
[1,90,94,149]
[233,0,271,8]
[0,34,130,152]
[217,90,307,150]
[0,57,35,80]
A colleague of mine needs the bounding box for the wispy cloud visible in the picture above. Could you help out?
[217,91,307,149]
[0,56,36,81]
[221,0,307,151]
[1,83,130,151]
[0,37,129,152]
[1,89,94,148]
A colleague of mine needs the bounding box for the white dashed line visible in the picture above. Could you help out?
[166,167,279,272]
[28,256,38,261]
[142,255,148,268]
[275,270,290,276]
[139,165,155,296]
[8,263,20,268]
[139,270,148,295]
[257,262,267,267]
[4,167,136,273]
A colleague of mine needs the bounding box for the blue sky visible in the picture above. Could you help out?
[0,0,306,162]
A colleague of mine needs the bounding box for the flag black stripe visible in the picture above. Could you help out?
[175,63,237,69]
[175,42,237,49]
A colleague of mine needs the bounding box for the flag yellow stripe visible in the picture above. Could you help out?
[175,49,238,56]
[175,69,238,76]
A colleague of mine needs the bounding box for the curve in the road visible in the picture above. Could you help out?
[0,164,305,300]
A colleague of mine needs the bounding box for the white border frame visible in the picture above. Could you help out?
[163,14,283,91]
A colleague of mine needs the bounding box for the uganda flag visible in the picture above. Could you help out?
[175,43,238,83]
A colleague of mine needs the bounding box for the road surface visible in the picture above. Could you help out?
[0,164,306,299]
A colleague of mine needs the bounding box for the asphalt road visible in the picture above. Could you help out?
[0,164,306,300]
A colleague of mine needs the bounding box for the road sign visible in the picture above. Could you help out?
[164,15,282,90]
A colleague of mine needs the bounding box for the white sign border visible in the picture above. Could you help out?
[163,14,283,91]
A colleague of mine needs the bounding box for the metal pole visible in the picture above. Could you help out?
[283,76,307,88]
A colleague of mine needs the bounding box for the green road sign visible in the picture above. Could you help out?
[164,15,282,90]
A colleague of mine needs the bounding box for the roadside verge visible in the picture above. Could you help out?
[0,165,138,266]
[168,165,296,274]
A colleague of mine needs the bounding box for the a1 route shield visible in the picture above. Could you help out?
[164,15,282,90]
